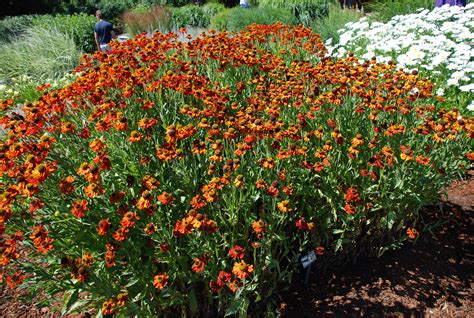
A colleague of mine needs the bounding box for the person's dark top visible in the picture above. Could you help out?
[94,20,113,45]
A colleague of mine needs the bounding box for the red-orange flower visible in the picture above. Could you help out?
[228,245,245,259]
[158,191,173,205]
[191,257,206,273]
[153,273,169,289]
[232,260,254,279]
[277,200,292,213]
[407,228,418,239]
[59,176,75,194]
[71,199,88,218]
[96,219,110,236]
[84,183,104,198]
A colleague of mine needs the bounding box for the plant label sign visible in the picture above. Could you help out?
[300,250,317,269]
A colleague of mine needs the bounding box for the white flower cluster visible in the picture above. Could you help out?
[0,72,77,101]
[327,4,474,94]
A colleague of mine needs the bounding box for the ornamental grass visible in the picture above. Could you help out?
[0,23,472,316]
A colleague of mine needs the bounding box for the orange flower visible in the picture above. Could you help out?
[60,122,75,134]
[128,130,143,143]
[84,183,104,198]
[138,117,158,129]
[344,187,361,203]
[252,219,266,235]
[136,190,153,210]
[232,260,254,279]
[191,257,206,273]
[157,191,173,205]
[96,219,110,236]
[102,299,115,315]
[71,199,88,218]
[415,155,430,165]
[89,139,105,152]
[142,175,160,190]
[153,273,169,289]
[277,200,292,213]
[295,217,314,231]
[115,293,128,307]
[59,176,75,194]
[228,245,245,259]
[115,112,128,131]
[314,246,325,255]
[255,179,266,189]
[29,225,54,254]
[85,164,101,183]
[344,203,356,215]
[258,157,275,169]
[113,227,129,242]
[407,228,418,239]
[233,175,244,188]
[144,222,156,235]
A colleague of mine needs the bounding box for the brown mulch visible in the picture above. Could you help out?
[283,171,474,318]
[1,173,473,317]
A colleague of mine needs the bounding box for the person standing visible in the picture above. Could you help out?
[94,10,114,52]
[435,0,467,6]
[240,0,249,9]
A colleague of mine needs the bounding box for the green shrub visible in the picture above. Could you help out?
[122,5,172,35]
[202,3,226,21]
[0,15,36,43]
[155,0,189,7]
[170,3,225,29]
[31,13,96,53]
[211,7,297,31]
[99,0,135,20]
[312,3,363,43]
[259,0,329,26]
[0,26,80,82]
[366,0,434,22]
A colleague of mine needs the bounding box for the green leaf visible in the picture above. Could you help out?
[225,300,242,317]
[67,299,89,314]
[125,277,140,288]
[387,211,396,230]
[332,229,344,234]
[189,289,198,314]
[62,289,79,315]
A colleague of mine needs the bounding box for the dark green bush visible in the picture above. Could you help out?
[211,7,297,31]
[156,0,189,7]
[32,13,96,53]
[0,15,36,43]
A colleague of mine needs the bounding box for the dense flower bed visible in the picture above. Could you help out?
[0,23,472,316]
[327,4,474,112]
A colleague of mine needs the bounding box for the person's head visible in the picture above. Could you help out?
[95,10,103,21]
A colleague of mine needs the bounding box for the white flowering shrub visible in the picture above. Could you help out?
[0,73,76,104]
[328,4,474,112]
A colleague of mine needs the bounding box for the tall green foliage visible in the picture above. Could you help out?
[312,3,363,43]
[0,15,36,43]
[211,7,297,31]
[258,0,329,26]
[31,13,96,53]
[170,3,225,29]
[366,0,434,22]
[0,26,80,82]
